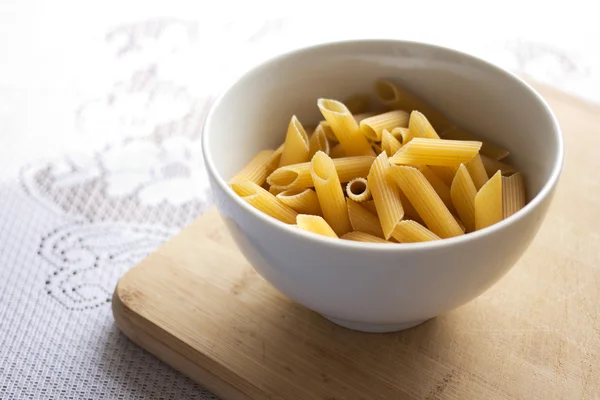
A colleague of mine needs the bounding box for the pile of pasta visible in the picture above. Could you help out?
[229,79,526,244]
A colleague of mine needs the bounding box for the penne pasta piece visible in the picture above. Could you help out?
[502,172,526,218]
[347,198,385,238]
[391,127,412,144]
[374,79,453,132]
[391,220,441,243]
[310,151,352,236]
[418,165,454,212]
[442,126,510,160]
[346,177,371,202]
[354,112,378,121]
[428,165,459,186]
[475,171,503,230]
[329,143,346,158]
[296,214,338,238]
[388,166,463,238]
[318,99,376,157]
[453,214,466,233]
[268,185,285,196]
[450,164,477,232]
[319,120,339,143]
[371,142,383,155]
[231,181,298,224]
[381,130,402,157]
[398,190,423,224]
[320,112,376,143]
[280,116,310,167]
[466,153,489,190]
[308,125,330,158]
[344,93,371,114]
[408,111,440,140]
[360,110,409,141]
[276,188,322,216]
[341,231,390,243]
[389,138,482,166]
[267,155,374,191]
[368,152,404,239]
[230,150,275,186]
[481,155,518,177]
[266,144,284,173]
[360,200,378,215]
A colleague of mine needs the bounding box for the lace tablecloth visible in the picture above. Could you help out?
[0,2,597,398]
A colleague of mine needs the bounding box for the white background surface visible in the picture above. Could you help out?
[0,1,597,398]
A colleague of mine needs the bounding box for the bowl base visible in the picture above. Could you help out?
[323,316,428,333]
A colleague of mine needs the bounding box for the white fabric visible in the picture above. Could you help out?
[0,2,597,398]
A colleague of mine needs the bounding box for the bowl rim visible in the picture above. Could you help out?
[202,39,564,251]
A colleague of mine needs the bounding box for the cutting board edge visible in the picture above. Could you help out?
[112,277,263,400]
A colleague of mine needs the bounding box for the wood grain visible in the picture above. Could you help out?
[112,84,600,400]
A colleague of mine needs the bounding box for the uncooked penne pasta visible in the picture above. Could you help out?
[391,220,441,243]
[308,125,330,158]
[347,198,384,238]
[466,153,489,190]
[388,138,482,166]
[381,130,402,157]
[296,214,338,238]
[408,111,440,140]
[374,79,453,132]
[368,152,404,239]
[280,116,310,167]
[321,112,376,142]
[481,155,518,177]
[391,127,412,144]
[388,166,463,238]
[360,200,378,215]
[229,150,275,186]
[442,126,509,160]
[418,165,454,212]
[398,190,423,224]
[319,121,339,143]
[502,172,526,218]
[310,151,352,236]
[344,93,371,114]
[231,79,525,243]
[371,142,383,155]
[346,177,371,203]
[318,99,375,157]
[341,231,389,243]
[267,155,374,191]
[360,110,409,141]
[266,144,284,173]
[450,164,477,232]
[453,214,466,233]
[231,181,298,224]
[329,143,346,158]
[354,112,378,122]
[268,185,285,196]
[276,188,322,216]
[428,165,459,187]
[475,171,503,230]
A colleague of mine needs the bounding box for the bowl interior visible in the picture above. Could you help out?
[205,41,561,201]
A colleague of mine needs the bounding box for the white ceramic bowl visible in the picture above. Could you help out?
[202,40,563,333]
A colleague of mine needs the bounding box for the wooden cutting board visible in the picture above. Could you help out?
[112,84,600,400]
